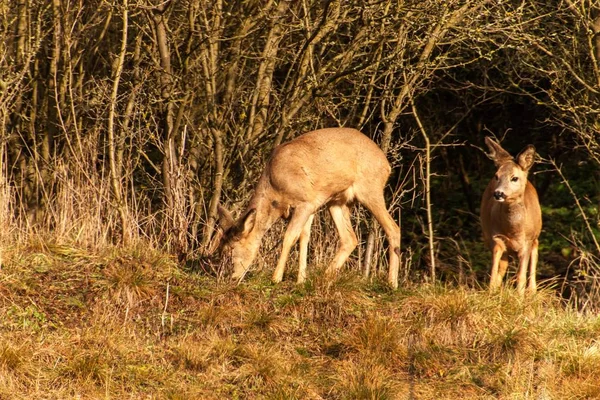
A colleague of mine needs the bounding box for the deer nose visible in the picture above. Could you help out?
[493,190,506,201]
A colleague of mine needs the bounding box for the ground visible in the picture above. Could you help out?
[0,240,599,399]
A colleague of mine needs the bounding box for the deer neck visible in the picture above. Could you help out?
[246,187,281,240]
[500,197,527,229]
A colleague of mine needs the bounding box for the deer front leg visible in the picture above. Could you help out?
[516,246,530,296]
[490,237,506,292]
[497,254,509,285]
[528,239,539,293]
[297,213,315,284]
[272,206,314,284]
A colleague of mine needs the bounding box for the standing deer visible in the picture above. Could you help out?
[213,127,401,288]
[480,136,542,295]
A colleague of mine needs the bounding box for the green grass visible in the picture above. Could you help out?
[0,240,600,399]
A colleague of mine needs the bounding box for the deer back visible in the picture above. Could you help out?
[265,128,392,207]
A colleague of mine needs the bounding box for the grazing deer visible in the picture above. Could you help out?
[480,136,542,295]
[213,127,401,288]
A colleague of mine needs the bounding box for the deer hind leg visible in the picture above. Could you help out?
[272,205,314,284]
[528,239,539,293]
[325,203,358,277]
[297,213,315,284]
[358,192,400,289]
[490,237,507,292]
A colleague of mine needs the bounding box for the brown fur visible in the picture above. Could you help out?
[217,127,401,288]
[480,137,542,295]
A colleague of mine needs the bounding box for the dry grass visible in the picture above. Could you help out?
[0,240,599,399]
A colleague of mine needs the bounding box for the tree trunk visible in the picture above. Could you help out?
[107,0,129,244]
[246,0,290,143]
[201,128,225,252]
[152,3,177,212]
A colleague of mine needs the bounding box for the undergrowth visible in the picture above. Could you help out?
[0,240,599,399]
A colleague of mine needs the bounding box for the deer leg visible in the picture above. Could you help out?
[528,239,539,293]
[490,238,506,292]
[498,254,509,284]
[358,192,401,289]
[325,204,358,277]
[297,213,315,284]
[516,246,530,296]
[272,206,314,284]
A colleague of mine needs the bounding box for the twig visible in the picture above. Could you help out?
[550,158,600,253]
[161,282,170,335]
[411,97,436,282]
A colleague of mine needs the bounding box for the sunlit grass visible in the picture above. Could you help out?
[1,240,600,398]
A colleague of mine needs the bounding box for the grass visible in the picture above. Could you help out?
[1,240,600,399]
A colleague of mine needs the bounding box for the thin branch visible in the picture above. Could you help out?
[411,96,436,282]
[550,158,600,253]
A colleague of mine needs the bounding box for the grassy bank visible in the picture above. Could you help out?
[0,240,599,399]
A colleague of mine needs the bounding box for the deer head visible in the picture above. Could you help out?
[212,204,263,281]
[484,136,536,203]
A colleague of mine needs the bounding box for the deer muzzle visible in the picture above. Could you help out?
[493,190,506,202]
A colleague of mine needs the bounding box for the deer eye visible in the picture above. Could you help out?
[511,176,519,182]
[494,174,499,181]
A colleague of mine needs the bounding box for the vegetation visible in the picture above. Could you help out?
[1,0,600,397]
[0,243,599,399]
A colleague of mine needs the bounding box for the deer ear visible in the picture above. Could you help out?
[217,204,235,232]
[517,145,536,171]
[240,209,257,236]
[206,229,223,255]
[484,136,513,166]
[205,204,234,255]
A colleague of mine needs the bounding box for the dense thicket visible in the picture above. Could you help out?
[1,0,599,305]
